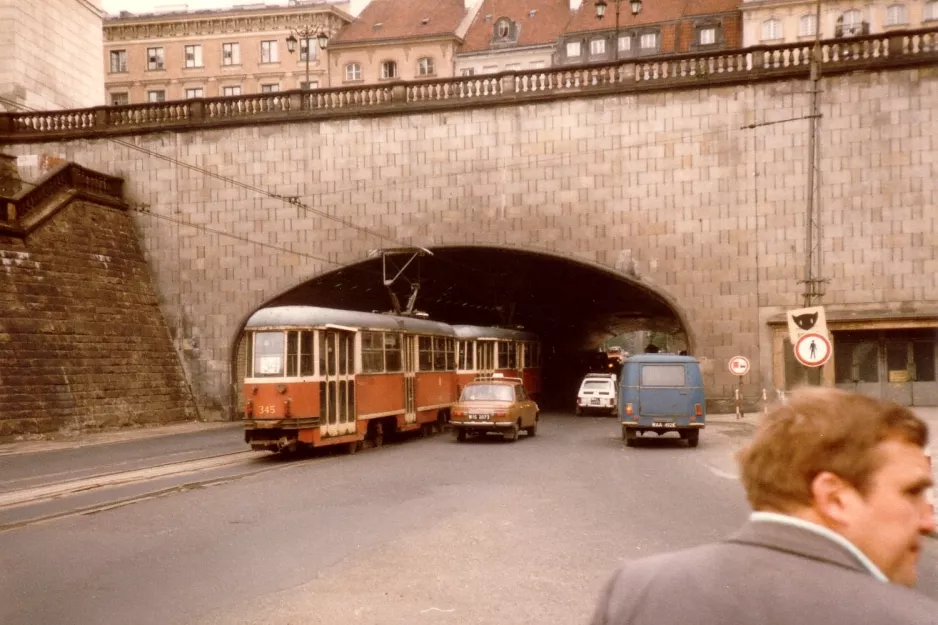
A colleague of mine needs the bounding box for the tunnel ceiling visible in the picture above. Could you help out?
[266,247,684,349]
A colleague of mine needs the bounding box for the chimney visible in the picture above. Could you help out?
[0,153,23,198]
[570,0,583,10]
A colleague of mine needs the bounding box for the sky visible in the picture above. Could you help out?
[100,0,293,16]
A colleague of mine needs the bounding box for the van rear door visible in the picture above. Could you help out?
[638,364,691,417]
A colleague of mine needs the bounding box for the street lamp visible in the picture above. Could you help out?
[595,0,643,60]
[286,27,331,89]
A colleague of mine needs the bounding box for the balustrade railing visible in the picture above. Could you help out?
[1,27,936,143]
[1,163,125,224]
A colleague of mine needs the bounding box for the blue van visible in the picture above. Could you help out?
[618,353,706,448]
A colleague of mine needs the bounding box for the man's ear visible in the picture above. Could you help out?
[810,471,859,528]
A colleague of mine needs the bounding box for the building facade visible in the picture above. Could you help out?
[556,0,742,65]
[741,0,938,47]
[0,0,104,111]
[102,2,353,105]
[328,0,470,87]
[454,0,573,76]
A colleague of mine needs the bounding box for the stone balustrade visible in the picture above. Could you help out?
[0,27,935,144]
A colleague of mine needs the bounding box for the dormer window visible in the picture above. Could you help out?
[496,18,511,39]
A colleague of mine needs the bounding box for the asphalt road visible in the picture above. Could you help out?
[1,414,936,625]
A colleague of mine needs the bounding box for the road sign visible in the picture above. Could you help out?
[728,356,750,376]
[794,332,832,367]
[787,306,829,345]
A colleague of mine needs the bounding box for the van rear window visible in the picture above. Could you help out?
[641,365,686,387]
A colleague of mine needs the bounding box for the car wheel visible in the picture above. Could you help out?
[456,429,467,442]
[503,423,519,442]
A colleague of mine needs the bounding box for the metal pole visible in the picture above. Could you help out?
[615,0,620,61]
[803,0,823,308]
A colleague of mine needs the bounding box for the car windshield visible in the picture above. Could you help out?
[582,380,611,390]
[460,384,514,402]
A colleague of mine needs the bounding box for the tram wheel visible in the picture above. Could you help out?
[371,422,384,448]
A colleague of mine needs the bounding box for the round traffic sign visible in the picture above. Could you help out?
[728,356,750,376]
[794,332,831,367]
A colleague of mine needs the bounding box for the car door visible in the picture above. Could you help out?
[515,384,533,426]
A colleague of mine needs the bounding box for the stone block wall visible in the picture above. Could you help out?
[0,195,197,437]
[7,66,938,417]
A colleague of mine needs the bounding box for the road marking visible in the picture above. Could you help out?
[0,451,256,509]
[707,465,738,481]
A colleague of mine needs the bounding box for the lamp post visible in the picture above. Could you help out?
[286,27,331,89]
[595,0,643,60]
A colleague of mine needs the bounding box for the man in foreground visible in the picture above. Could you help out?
[589,387,938,624]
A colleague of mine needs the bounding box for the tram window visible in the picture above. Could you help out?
[322,333,337,376]
[418,336,433,371]
[286,331,299,377]
[434,336,447,370]
[339,381,348,422]
[913,341,936,381]
[254,331,285,377]
[299,331,314,376]
[445,338,456,370]
[507,342,517,369]
[385,333,403,372]
[362,331,385,373]
[339,333,350,375]
[497,342,508,369]
[245,332,253,377]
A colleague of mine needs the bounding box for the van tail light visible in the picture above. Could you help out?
[695,403,702,416]
[283,398,292,418]
[625,403,633,415]
[245,399,254,417]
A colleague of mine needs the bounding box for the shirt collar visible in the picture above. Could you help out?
[749,511,889,583]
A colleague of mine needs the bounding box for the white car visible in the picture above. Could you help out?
[576,373,618,416]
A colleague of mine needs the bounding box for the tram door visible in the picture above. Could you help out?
[320,329,356,437]
[403,335,417,424]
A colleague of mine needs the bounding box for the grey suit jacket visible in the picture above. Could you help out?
[589,520,938,625]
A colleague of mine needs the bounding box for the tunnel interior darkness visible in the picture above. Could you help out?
[262,247,689,408]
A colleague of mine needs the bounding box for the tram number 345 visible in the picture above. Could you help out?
[256,404,278,416]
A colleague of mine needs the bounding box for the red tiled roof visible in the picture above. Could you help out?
[331,0,467,45]
[460,0,573,54]
[564,0,741,34]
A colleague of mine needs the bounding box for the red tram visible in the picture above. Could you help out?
[241,306,541,454]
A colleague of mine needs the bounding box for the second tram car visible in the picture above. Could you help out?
[240,306,541,454]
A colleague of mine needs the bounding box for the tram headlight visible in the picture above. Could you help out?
[245,399,254,417]
[283,398,292,418]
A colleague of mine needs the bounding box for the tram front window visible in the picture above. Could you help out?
[254,331,285,377]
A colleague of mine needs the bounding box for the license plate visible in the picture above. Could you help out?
[591,399,600,405]
[653,421,676,428]
[469,414,489,420]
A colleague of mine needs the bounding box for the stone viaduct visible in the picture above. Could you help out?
[2,27,937,421]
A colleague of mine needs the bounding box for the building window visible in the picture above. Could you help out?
[146,47,164,71]
[185,88,204,99]
[505,62,521,70]
[927,1,938,20]
[482,65,499,74]
[222,42,241,66]
[260,40,279,64]
[761,18,782,41]
[495,18,511,39]
[222,86,242,96]
[261,84,280,93]
[529,60,544,69]
[109,50,127,73]
[618,35,631,51]
[147,90,165,103]
[110,92,129,106]
[345,63,362,81]
[885,4,907,26]
[590,38,606,55]
[640,32,659,50]
[461,68,476,76]
[300,80,319,90]
[566,41,581,57]
[380,60,398,79]
[184,45,203,68]
[300,38,319,62]
[841,9,862,31]
[798,14,817,37]
[417,57,435,76]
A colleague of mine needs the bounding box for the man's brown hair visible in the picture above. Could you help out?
[737,387,928,513]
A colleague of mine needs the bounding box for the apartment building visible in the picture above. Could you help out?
[327,0,470,86]
[557,0,742,65]
[454,0,574,76]
[103,1,353,105]
[741,0,938,47]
